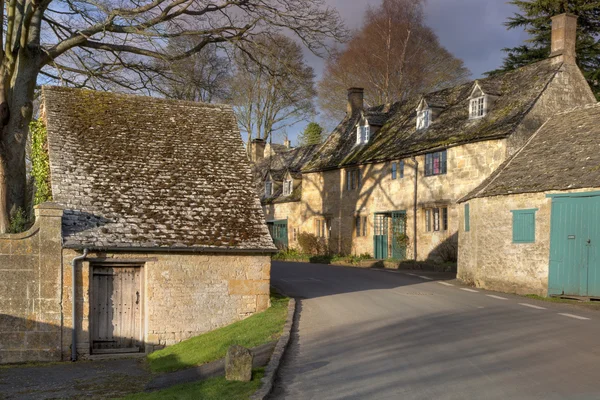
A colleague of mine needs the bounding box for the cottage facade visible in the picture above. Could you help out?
[259,14,595,263]
[0,87,275,364]
[459,103,600,297]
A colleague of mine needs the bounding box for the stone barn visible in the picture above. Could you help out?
[0,87,275,364]
[458,103,600,298]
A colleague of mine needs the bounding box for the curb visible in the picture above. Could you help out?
[250,297,297,400]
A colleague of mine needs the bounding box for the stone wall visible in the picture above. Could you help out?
[0,204,63,364]
[458,187,600,296]
[295,139,507,260]
[507,63,596,155]
[62,250,271,358]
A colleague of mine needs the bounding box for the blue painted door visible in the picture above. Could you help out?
[267,220,288,249]
[374,214,388,259]
[549,196,600,296]
[391,212,407,260]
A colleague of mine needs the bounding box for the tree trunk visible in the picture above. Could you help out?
[0,49,40,233]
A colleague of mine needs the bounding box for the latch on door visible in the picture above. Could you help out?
[136,291,140,305]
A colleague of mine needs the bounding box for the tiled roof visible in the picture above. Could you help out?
[253,144,320,203]
[462,103,600,201]
[303,59,562,172]
[43,86,276,252]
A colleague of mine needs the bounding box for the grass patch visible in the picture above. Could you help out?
[119,369,264,400]
[524,294,600,310]
[147,294,289,373]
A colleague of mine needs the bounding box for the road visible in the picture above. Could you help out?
[269,262,600,400]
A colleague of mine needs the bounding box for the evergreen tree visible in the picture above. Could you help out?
[298,122,324,146]
[488,0,600,99]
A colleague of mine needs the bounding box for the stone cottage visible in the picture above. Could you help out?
[0,87,275,364]
[260,14,595,262]
[458,103,600,298]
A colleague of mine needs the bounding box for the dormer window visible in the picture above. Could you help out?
[470,96,486,119]
[283,179,293,196]
[417,109,431,130]
[356,124,370,145]
[265,180,273,197]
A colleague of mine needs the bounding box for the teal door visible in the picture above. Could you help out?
[549,196,600,296]
[391,212,407,260]
[267,220,288,249]
[374,214,388,259]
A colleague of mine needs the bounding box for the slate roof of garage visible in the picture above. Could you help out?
[43,86,276,252]
[303,59,562,172]
[462,103,600,201]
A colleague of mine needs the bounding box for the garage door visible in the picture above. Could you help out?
[549,195,600,297]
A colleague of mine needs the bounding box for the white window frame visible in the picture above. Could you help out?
[416,109,431,130]
[265,181,273,196]
[283,179,293,196]
[356,124,370,145]
[469,96,487,119]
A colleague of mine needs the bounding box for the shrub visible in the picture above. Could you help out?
[436,234,458,263]
[297,232,327,255]
[8,208,30,234]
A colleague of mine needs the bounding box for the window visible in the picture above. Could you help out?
[315,218,331,238]
[417,109,431,130]
[346,169,362,191]
[512,209,537,243]
[425,150,447,176]
[356,124,370,145]
[293,228,298,241]
[355,216,368,237]
[465,204,470,232]
[470,96,486,119]
[265,181,273,196]
[283,179,293,196]
[425,207,448,232]
[391,163,397,180]
[399,160,405,178]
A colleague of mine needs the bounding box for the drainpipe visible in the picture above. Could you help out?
[411,157,418,261]
[71,248,89,361]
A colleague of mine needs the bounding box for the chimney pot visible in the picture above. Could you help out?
[550,13,578,65]
[250,138,266,162]
[284,138,291,149]
[347,87,364,115]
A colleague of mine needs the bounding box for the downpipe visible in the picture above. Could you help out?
[71,248,89,361]
[411,157,418,261]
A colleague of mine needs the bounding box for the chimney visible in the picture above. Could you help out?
[250,138,266,162]
[347,87,364,115]
[550,13,577,65]
[284,138,291,149]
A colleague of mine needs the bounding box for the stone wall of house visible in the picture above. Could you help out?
[458,187,600,296]
[458,193,552,295]
[0,204,63,364]
[62,250,271,358]
[264,201,303,248]
[507,63,597,155]
[298,139,507,260]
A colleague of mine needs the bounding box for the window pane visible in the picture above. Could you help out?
[425,209,431,232]
[346,171,351,190]
[465,204,470,232]
[442,207,448,231]
[433,208,440,231]
[441,150,447,174]
[399,160,404,178]
[392,163,397,180]
[362,217,367,237]
[356,216,361,237]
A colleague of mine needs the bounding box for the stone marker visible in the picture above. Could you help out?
[225,345,253,382]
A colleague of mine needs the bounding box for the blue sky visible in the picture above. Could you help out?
[281,0,530,146]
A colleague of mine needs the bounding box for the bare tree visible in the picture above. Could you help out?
[318,0,470,121]
[0,0,346,232]
[153,39,231,103]
[230,34,316,148]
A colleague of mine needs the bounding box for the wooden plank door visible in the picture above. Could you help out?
[391,212,407,260]
[91,266,143,354]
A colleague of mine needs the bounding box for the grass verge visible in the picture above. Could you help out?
[147,293,289,373]
[119,369,264,400]
[524,294,600,311]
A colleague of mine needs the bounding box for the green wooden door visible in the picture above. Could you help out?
[374,214,388,259]
[391,212,407,260]
[549,196,600,296]
[267,220,288,249]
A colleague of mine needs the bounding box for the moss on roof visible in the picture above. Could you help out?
[303,59,562,172]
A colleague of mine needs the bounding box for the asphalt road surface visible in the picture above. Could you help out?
[269,262,600,400]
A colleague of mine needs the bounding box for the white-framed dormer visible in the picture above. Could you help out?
[416,98,432,130]
[468,81,498,120]
[283,176,293,196]
[356,119,370,145]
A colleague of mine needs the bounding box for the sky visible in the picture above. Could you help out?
[282,0,530,145]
